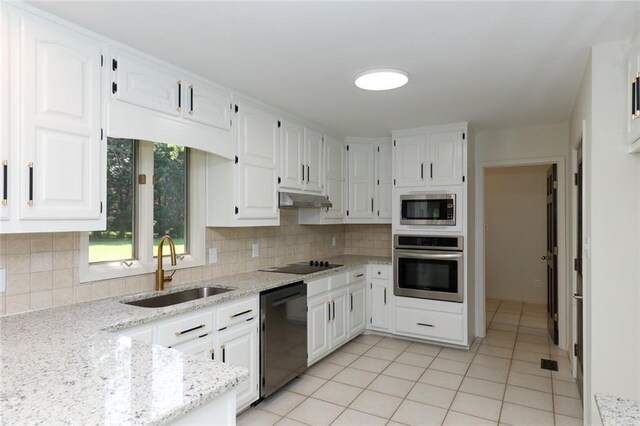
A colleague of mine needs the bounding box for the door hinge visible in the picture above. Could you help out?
[574,343,578,356]
[277,176,281,184]
[462,176,465,183]
[100,202,103,214]
[112,82,117,94]
[553,180,558,190]
[377,146,380,152]
[377,179,380,185]
[462,132,466,140]
[393,140,396,146]
[553,246,558,256]
[277,120,281,128]
[234,104,239,113]
[235,155,238,164]
[393,179,396,185]
[112,59,118,71]
[574,173,578,186]
[235,206,239,215]
[346,210,349,216]
[346,145,349,151]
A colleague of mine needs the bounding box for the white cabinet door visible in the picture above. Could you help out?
[628,41,640,145]
[173,335,216,360]
[348,283,366,336]
[393,134,426,187]
[183,77,232,131]
[216,322,259,411]
[235,102,279,220]
[370,278,390,331]
[18,15,102,221]
[323,136,345,220]
[347,144,375,220]
[429,130,463,187]
[279,120,304,190]
[113,49,181,117]
[376,143,392,222]
[1,9,9,221]
[304,128,323,193]
[308,295,330,365]
[329,288,349,349]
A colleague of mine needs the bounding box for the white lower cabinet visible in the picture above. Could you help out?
[307,268,366,366]
[394,307,464,342]
[367,265,392,332]
[215,321,259,411]
[117,294,260,414]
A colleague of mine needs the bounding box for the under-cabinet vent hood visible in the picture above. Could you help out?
[279,192,332,209]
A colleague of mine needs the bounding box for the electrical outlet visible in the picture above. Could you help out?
[534,279,541,288]
[252,243,259,258]
[0,269,5,293]
[209,248,218,264]
[332,236,336,247]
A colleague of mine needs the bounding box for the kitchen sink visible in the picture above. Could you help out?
[124,287,234,308]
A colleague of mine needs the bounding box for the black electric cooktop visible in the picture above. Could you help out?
[260,261,343,275]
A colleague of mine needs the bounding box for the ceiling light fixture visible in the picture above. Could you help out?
[354,68,409,91]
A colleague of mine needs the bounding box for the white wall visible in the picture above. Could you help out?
[572,40,640,423]
[485,165,548,304]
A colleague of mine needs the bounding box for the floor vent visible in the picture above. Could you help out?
[540,359,559,371]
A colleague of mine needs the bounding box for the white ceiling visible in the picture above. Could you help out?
[29,1,639,137]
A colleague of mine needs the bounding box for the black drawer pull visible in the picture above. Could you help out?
[302,164,305,182]
[307,165,310,183]
[384,288,387,305]
[189,85,194,114]
[230,309,253,318]
[421,163,424,179]
[174,323,205,336]
[332,300,336,320]
[350,293,353,311]
[27,162,33,206]
[430,163,433,179]
[2,160,7,205]
[355,273,364,278]
[177,80,182,112]
[417,322,434,328]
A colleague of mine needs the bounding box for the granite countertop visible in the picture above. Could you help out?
[0,255,390,425]
[596,394,640,426]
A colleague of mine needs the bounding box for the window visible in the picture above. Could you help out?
[80,138,205,282]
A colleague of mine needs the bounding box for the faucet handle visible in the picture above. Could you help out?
[165,269,177,282]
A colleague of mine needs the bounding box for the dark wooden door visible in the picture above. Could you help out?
[576,149,584,400]
[546,164,559,345]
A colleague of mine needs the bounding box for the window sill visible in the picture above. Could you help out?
[79,254,204,283]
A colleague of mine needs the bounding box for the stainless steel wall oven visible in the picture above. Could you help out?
[394,235,464,303]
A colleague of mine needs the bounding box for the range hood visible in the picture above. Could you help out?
[279,192,332,209]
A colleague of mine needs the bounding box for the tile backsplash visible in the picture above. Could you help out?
[0,211,391,316]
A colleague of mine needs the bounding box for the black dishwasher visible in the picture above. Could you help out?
[260,282,307,398]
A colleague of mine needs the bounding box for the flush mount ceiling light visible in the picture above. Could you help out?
[354,69,409,91]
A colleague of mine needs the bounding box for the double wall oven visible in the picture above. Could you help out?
[394,235,464,303]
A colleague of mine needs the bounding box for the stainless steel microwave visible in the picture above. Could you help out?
[400,194,456,226]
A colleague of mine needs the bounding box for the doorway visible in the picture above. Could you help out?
[476,156,568,351]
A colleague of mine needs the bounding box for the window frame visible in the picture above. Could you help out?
[79,141,206,283]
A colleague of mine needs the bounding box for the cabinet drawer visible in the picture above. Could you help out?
[329,272,348,290]
[348,268,366,283]
[307,277,330,298]
[215,296,259,331]
[158,311,214,347]
[369,265,390,279]
[395,307,464,342]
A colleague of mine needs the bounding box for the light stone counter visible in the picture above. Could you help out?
[0,255,390,425]
[596,394,640,426]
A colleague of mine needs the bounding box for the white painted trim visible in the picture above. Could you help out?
[475,155,569,351]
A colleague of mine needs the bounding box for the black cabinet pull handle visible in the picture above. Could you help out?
[27,162,33,206]
[302,164,305,182]
[384,288,387,305]
[230,309,253,318]
[332,300,336,320]
[355,273,364,278]
[430,163,433,179]
[174,324,205,336]
[371,198,374,212]
[417,322,434,328]
[307,165,310,183]
[421,163,424,179]
[177,80,182,112]
[633,79,637,119]
[222,345,226,362]
[636,75,640,117]
[2,160,7,206]
[210,348,215,360]
[189,85,193,114]
[327,302,331,322]
[350,293,353,312]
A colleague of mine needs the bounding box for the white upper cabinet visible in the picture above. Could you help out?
[3,6,105,232]
[235,100,280,221]
[279,120,304,190]
[304,127,323,193]
[1,9,9,222]
[429,130,464,186]
[392,124,466,190]
[346,143,375,220]
[393,134,426,187]
[376,142,392,222]
[323,136,345,220]
[183,77,232,131]
[113,49,181,116]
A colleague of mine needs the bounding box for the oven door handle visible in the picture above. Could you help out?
[394,250,462,260]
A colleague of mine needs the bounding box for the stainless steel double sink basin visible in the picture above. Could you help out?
[125,287,234,308]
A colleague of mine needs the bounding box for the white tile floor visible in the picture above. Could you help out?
[237,299,583,426]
